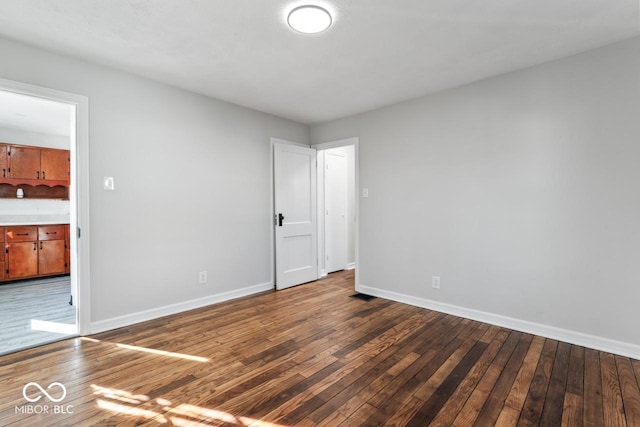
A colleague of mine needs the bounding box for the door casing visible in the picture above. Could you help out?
[0,77,91,336]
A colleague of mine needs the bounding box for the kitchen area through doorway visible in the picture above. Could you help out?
[0,89,76,355]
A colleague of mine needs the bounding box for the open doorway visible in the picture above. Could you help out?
[314,138,358,280]
[270,137,359,291]
[0,81,88,355]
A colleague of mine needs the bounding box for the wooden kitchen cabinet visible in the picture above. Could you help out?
[7,241,38,279]
[38,225,66,275]
[0,144,7,179]
[41,148,70,181]
[0,143,70,199]
[8,145,41,180]
[38,240,66,276]
[2,224,70,282]
[6,225,38,280]
[6,225,38,242]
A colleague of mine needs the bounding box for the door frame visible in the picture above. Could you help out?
[313,137,359,287]
[0,77,91,336]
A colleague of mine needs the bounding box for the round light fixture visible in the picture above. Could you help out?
[287,5,332,34]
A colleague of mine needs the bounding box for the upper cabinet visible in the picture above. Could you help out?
[0,142,70,199]
[0,144,7,179]
[5,144,69,183]
[8,145,41,180]
[40,148,70,182]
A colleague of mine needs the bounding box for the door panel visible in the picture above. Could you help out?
[325,151,347,273]
[274,142,317,290]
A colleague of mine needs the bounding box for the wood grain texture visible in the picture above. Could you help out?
[0,270,638,426]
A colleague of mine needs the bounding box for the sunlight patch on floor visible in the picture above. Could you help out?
[92,384,290,426]
[30,319,77,335]
[80,337,209,363]
[116,343,210,363]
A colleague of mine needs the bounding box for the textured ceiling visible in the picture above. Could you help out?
[0,0,638,124]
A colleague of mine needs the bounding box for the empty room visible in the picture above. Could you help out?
[1,1,639,426]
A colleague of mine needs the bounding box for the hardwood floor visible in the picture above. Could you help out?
[0,276,75,355]
[0,270,639,426]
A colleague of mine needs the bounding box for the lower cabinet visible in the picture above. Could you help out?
[3,224,69,281]
[7,241,39,279]
[38,240,66,276]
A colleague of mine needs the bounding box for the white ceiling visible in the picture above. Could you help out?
[0,90,72,137]
[0,0,638,124]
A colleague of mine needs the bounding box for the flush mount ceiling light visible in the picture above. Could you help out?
[287,5,332,34]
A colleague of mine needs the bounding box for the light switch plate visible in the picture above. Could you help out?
[103,176,115,191]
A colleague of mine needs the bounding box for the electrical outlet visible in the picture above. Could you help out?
[432,276,441,289]
[199,271,208,284]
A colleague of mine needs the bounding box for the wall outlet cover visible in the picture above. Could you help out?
[199,271,208,284]
[432,276,441,289]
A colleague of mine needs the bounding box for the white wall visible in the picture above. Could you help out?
[311,36,640,353]
[0,37,308,326]
[0,125,69,149]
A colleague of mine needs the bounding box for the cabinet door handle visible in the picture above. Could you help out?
[36,171,40,179]
[42,171,46,180]
[46,231,57,235]
[40,242,43,250]
[17,233,30,236]
[2,168,5,178]
[33,242,37,251]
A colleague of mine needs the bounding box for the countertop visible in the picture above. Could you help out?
[0,215,70,226]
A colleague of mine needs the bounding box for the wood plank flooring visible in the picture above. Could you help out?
[0,276,75,355]
[0,270,639,426]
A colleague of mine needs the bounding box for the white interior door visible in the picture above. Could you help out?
[325,150,347,273]
[274,142,318,290]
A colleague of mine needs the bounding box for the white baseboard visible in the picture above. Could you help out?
[346,262,356,270]
[90,282,273,334]
[357,284,640,360]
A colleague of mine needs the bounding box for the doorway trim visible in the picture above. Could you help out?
[0,77,91,336]
[312,137,359,289]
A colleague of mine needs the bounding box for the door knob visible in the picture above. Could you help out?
[278,213,285,227]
